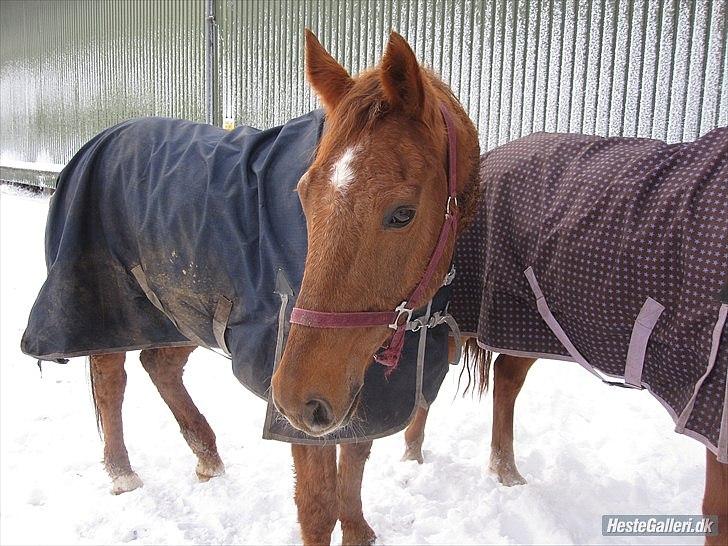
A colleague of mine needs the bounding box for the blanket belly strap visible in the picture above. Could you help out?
[624,297,665,387]
[131,264,223,353]
[131,265,170,322]
[212,296,233,355]
[524,267,641,389]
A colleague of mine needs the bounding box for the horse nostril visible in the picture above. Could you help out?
[303,398,334,431]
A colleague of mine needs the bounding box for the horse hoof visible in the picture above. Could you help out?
[497,472,527,486]
[489,452,527,486]
[489,463,527,486]
[196,455,225,482]
[401,446,424,464]
[342,521,376,546]
[111,472,143,495]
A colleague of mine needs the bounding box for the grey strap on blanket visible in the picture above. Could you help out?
[524,267,644,390]
[406,266,462,366]
[131,265,232,360]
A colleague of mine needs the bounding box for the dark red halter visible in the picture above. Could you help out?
[289,102,459,371]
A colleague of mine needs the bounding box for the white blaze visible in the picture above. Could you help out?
[329,147,357,192]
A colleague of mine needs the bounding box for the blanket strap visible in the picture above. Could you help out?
[406,308,462,366]
[131,265,170,321]
[413,301,433,409]
[524,267,641,389]
[212,296,233,355]
[274,269,294,368]
[624,297,665,387]
[131,264,231,358]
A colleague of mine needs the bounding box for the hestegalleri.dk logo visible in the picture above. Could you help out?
[602,515,718,536]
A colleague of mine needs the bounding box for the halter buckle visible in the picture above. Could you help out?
[409,318,424,332]
[389,301,413,330]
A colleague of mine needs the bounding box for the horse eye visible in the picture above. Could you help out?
[385,206,416,229]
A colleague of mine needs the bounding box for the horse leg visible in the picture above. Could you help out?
[402,406,428,463]
[90,352,143,494]
[339,441,376,546]
[704,448,728,546]
[489,354,535,486]
[292,444,338,545]
[139,346,224,481]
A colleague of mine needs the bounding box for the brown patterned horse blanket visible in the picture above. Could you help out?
[451,128,728,462]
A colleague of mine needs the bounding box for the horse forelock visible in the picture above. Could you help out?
[313,69,480,227]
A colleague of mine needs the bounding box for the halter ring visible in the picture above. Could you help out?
[389,301,413,330]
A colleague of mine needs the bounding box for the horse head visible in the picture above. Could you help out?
[271,30,480,436]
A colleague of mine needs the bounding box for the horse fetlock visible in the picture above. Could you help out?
[104,452,132,475]
[341,519,376,546]
[489,449,526,486]
[196,454,225,481]
[401,442,424,464]
[181,426,220,463]
[110,472,143,495]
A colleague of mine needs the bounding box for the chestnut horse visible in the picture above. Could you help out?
[89,30,482,544]
[269,31,481,543]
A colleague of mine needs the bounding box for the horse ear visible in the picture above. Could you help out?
[380,32,425,118]
[304,29,354,111]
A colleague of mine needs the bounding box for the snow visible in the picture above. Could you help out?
[0,156,65,173]
[0,185,706,545]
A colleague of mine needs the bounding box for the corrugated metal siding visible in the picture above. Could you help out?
[0,0,206,183]
[218,0,727,148]
[1,0,726,188]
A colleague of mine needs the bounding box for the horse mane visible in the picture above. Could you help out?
[427,74,482,232]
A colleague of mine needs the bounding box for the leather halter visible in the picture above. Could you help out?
[289,102,459,371]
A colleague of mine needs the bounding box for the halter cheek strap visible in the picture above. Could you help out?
[289,102,459,372]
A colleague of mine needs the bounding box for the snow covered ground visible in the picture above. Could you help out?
[0,185,705,545]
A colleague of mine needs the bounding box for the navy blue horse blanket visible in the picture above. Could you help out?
[21,112,451,443]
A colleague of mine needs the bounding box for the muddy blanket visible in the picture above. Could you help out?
[21,112,451,444]
[451,129,728,462]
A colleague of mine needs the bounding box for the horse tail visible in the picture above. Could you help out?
[88,357,103,436]
[458,337,492,396]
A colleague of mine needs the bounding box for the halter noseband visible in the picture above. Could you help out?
[289,102,459,372]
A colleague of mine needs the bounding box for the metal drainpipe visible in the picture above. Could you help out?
[204,0,217,125]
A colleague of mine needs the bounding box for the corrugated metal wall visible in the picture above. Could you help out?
[1,0,727,188]
[0,0,206,186]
